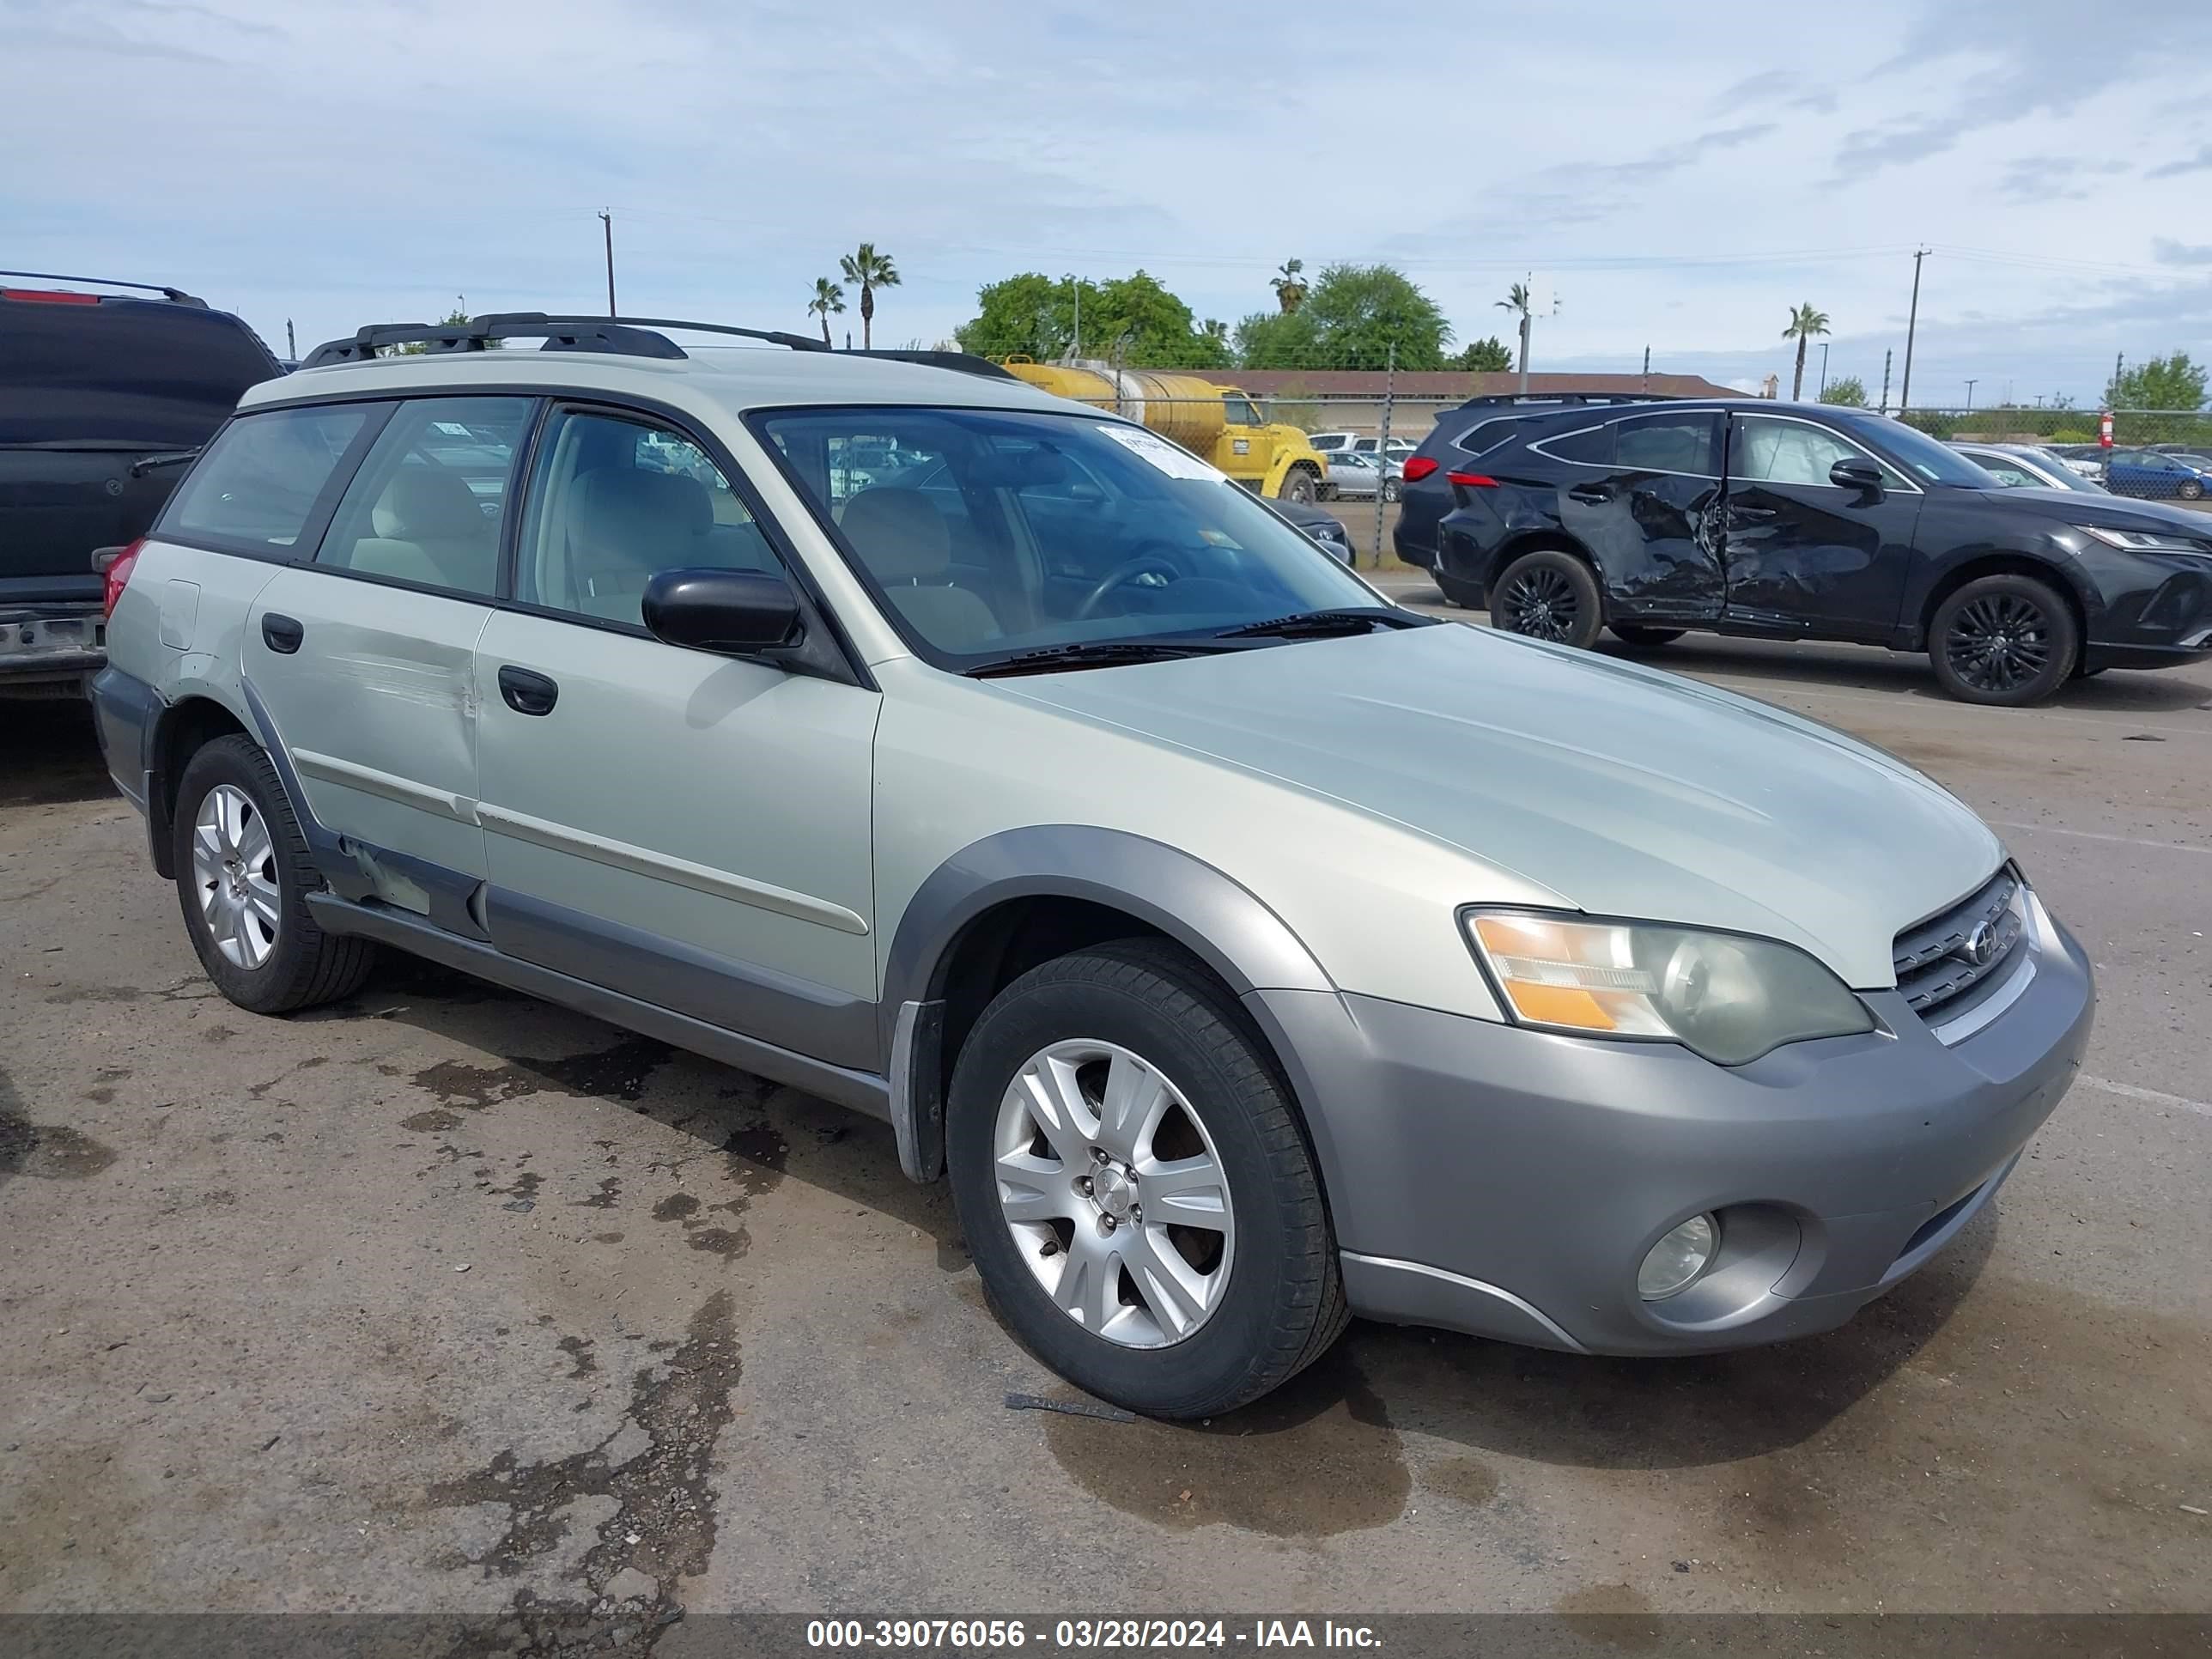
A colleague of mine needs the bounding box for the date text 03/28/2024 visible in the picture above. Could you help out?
[805,1620,1382,1650]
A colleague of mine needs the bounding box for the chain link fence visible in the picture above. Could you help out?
[1897,408,2212,502]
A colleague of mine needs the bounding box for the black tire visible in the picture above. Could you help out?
[1928,574,2079,706]
[1433,572,1483,609]
[1491,549,1604,649]
[946,939,1347,1419]
[1382,480,1401,503]
[1279,466,1318,505]
[1316,482,1338,502]
[172,734,377,1014]
[1608,623,1686,647]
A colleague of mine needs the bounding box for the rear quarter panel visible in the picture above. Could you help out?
[108,539,281,723]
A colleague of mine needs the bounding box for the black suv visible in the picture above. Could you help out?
[1403,398,2212,705]
[1,275,279,695]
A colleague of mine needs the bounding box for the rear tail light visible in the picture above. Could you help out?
[100,538,145,620]
[1446,471,1499,488]
[1401,455,1438,483]
[2,288,100,304]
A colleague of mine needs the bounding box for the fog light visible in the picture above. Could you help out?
[1638,1214,1717,1300]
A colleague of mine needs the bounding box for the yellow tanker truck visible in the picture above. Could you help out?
[997,360,1328,503]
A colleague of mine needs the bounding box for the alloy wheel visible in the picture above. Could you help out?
[1944,593,2052,695]
[191,783,281,969]
[992,1040,1235,1348]
[1501,565,1581,641]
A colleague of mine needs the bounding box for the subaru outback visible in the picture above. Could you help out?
[93,313,2094,1417]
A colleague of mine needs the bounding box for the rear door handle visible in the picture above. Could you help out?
[260,613,304,654]
[1731,505,1779,521]
[497,665,559,717]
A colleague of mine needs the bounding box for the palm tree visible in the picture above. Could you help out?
[807,277,845,348]
[1496,281,1534,390]
[1782,303,1831,400]
[1271,258,1308,314]
[837,244,900,349]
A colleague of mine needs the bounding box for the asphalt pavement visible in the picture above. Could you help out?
[3,616,2207,1631]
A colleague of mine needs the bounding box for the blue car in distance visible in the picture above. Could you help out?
[2105,447,2210,501]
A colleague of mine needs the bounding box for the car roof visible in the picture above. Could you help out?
[240,339,1078,420]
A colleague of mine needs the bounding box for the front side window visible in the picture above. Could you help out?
[159,403,375,555]
[515,408,774,625]
[1733,417,1869,488]
[1614,411,1720,477]
[317,397,533,594]
[754,405,1376,666]
[1223,393,1263,426]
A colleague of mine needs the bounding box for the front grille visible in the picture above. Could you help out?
[1893,870,2027,1020]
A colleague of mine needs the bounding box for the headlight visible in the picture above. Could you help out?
[1462,910,1874,1066]
[2075,524,2209,553]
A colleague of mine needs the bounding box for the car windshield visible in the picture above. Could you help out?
[1834,415,1995,486]
[751,405,1378,669]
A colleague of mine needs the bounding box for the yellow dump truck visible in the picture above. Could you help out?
[997,360,1328,502]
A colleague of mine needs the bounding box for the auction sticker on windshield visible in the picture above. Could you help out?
[1095,423,1218,481]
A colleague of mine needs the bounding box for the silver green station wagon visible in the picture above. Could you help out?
[92,314,2093,1417]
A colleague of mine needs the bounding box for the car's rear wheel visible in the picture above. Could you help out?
[1608,623,1686,647]
[1382,480,1401,503]
[946,939,1346,1419]
[1929,574,2078,706]
[173,735,377,1014]
[1492,549,1604,649]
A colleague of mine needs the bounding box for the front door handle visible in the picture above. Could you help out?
[1567,484,1614,504]
[497,665,559,717]
[260,613,304,654]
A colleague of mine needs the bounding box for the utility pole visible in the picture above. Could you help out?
[1373,341,1396,569]
[1818,341,1829,398]
[599,210,617,316]
[1641,344,1650,397]
[286,319,296,362]
[1879,349,1893,415]
[1070,276,1080,362]
[1898,246,1929,412]
[1965,378,1977,412]
[2112,350,2124,405]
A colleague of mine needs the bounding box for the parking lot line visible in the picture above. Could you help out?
[1990,821,2212,856]
[2081,1075,2212,1118]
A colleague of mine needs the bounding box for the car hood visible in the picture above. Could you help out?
[1972,485,2212,536]
[995,623,2005,988]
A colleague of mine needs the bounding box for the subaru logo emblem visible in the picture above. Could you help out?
[1962,919,2000,967]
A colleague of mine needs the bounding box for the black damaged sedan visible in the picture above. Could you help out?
[1403,400,2212,704]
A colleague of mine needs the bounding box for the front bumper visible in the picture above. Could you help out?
[1250,906,2093,1356]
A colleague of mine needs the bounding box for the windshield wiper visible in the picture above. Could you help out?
[964,640,1232,678]
[129,448,201,477]
[1213,606,1426,640]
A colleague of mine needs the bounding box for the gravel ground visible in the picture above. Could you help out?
[3,618,2208,1632]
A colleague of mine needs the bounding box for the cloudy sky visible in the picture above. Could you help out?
[7,0,2210,405]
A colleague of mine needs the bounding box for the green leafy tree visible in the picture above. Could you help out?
[1455,336,1512,373]
[1817,375,1868,407]
[1272,258,1309,314]
[2107,350,2208,410]
[838,243,900,349]
[955,270,1227,367]
[1782,303,1830,400]
[1233,308,1322,368]
[806,278,845,347]
[1235,264,1451,369]
[394,301,500,356]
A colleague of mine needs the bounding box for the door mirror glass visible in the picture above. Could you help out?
[1829,457,1886,493]
[642,568,800,653]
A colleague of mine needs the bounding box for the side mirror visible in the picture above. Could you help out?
[642,568,800,653]
[1830,458,1886,495]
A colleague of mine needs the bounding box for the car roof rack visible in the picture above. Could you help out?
[846,349,1018,380]
[0,270,206,306]
[301,311,831,368]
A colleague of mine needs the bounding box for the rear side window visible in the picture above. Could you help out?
[1537,424,1614,465]
[1453,418,1520,457]
[1615,412,1720,477]
[316,398,534,595]
[0,298,279,447]
[158,404,374,556]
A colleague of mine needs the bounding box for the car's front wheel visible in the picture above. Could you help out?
[1279,467,1318,505]
[1929,574,2078,706]
[2180,478,2205,501]
[173,734,377,1014]
[946,939,1346,1419]
[1491,549,1604,649]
